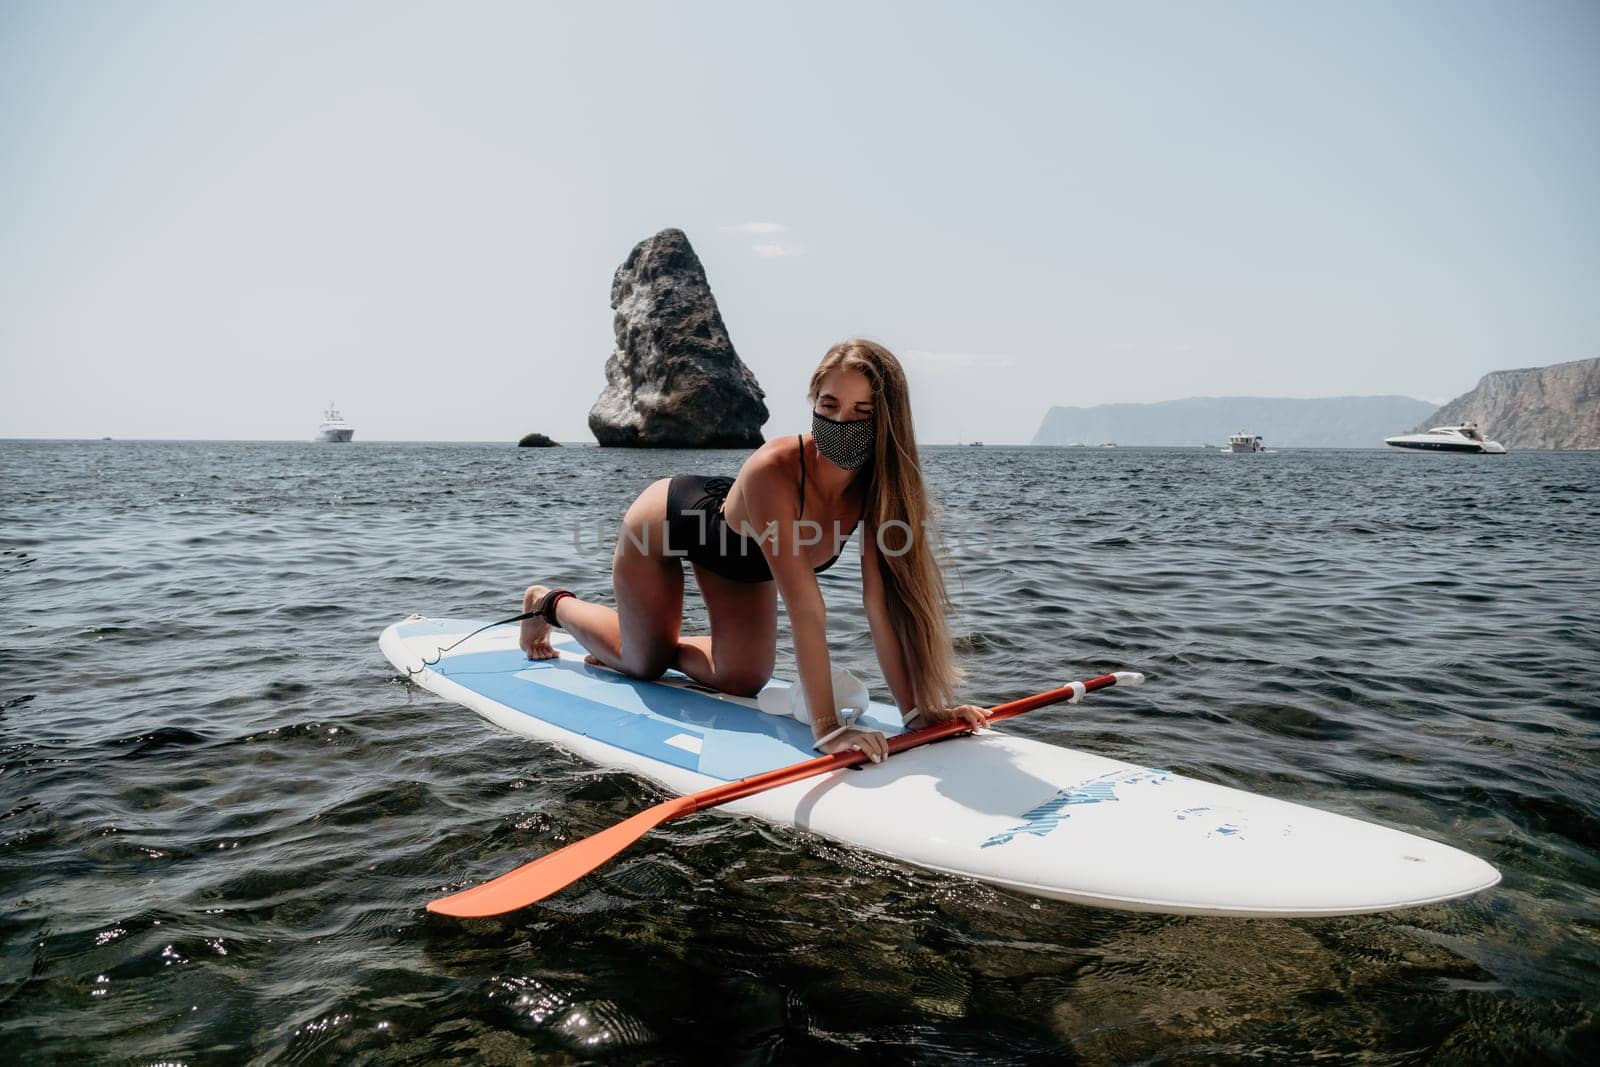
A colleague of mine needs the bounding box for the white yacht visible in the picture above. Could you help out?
[1226,431,1266,453]
[317,404,355,443]
[1384,423,1505,454]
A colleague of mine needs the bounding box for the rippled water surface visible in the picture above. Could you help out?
[2,440,1597,1064]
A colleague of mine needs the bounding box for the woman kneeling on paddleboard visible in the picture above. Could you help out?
[518,338,986,762]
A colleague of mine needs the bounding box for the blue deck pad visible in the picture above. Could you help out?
[548,635,905,737]
[401,620,905,781]
[428,646,897,781]
[548,637,902,724]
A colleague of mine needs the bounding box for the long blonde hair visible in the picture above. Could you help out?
[808,339,967,719]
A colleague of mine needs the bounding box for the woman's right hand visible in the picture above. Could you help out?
[816,726,889,763]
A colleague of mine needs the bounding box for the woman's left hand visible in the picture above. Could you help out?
[946,704,989,732]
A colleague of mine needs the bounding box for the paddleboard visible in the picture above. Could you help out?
[381,616,1500,917]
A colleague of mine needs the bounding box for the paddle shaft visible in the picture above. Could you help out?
[682,672,1123,816]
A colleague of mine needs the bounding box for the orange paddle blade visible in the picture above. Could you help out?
[426,795,697,917]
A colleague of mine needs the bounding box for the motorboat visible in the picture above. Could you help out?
[317,403,355,443]
[1384,423,1505,454]
[1226,431,1266,453]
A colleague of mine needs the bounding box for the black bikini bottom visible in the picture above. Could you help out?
[665,475,775,583]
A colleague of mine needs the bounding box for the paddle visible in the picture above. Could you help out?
[426,670,1144,917]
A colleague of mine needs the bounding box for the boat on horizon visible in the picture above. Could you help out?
[1384,423,1505,454]
[1225,431,1267,453]
[317,404,355,443]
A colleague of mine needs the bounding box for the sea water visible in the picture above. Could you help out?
[1,440,1596,1062]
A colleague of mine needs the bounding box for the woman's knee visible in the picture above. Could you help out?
[619,649,675,682]
[716,667,772,698]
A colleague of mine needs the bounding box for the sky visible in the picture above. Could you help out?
[2,0,1596,444]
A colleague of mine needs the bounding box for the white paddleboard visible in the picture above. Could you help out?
[381,616,1500,917]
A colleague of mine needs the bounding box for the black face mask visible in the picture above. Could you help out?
[812,411,875,470]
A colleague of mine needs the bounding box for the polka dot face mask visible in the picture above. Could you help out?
[812,411,875,470]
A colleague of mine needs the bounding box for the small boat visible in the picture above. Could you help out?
[1226,431,1266,453]
[1384,423,1505,454]
[317,403,355,443]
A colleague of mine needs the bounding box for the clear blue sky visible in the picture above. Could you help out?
[2,0,1595,442]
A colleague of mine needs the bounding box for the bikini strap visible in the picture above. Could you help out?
[796,433,805,518]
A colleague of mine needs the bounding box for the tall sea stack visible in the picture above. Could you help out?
[588,229,768,447]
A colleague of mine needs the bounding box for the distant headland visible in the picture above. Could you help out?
[1032,357,1598,449]
[1422,357,1598,450]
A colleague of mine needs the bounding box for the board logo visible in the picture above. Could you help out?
[982,769,1170,848]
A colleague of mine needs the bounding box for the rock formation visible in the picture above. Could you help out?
[517,432,559,447]
[1420,357,1599,449]
[588,229,768,447]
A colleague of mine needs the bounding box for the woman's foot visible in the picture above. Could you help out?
[519,584,560,660]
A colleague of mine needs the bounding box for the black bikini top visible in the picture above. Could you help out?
[796,434,869,570]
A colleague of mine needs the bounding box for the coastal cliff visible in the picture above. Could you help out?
[1421,357,1600,450]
